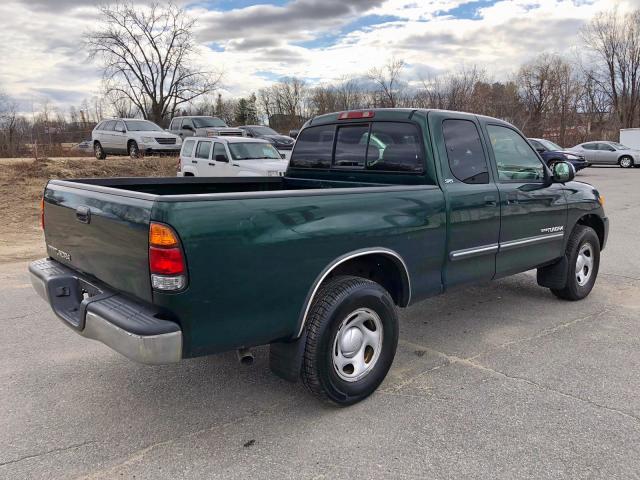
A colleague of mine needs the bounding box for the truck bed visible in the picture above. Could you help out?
[58,176,397,197]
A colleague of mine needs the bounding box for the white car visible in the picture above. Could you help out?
[92,118,181,159]
[177,136,289,177]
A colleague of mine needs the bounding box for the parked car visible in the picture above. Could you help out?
[568,141,640,168]
[92,119,181,159]
[169,116,244,138]
[31,108,608,406]
[528,138,589,171]
[72,140,92,151]
[237,125,296,158]
[178,137,288,177]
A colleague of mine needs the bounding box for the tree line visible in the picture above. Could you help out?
[0,4,638,157]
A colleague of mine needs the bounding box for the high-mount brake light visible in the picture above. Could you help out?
[149,222,187,291]
[338,111,375,120]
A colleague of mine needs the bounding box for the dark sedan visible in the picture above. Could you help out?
[238,125,296,151]
[528,138,589,171]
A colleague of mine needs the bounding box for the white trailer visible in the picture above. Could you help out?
[620,128,640,149]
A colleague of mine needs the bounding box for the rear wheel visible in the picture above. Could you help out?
[551,225,600,300]
[301,275,398,406]
[94,142,106,160]
[619,156,634,168]
[128,141,141,159]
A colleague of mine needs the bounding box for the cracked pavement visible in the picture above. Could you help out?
[1,167,639,479]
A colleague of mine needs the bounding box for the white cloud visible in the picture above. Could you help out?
[0,0,636,114]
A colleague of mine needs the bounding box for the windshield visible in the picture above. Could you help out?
[124,120,163,132]
[539,139,563,151]
[228,142,281,160]
[250,126,279,135]
[610,142,629,150]
[193,117,228,128]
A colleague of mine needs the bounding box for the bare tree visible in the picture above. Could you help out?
[85,2,221,125]
[368,58,405,107]
[581,8,640,128]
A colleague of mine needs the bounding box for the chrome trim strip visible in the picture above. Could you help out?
[449,243,499,261]
[83,312,182,365]
[296,248,411,338]
[499,232,564,251]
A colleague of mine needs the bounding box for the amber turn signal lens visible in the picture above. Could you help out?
[149,222,179,247]
[598,195,605,206]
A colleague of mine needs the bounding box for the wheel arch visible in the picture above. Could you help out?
[575,214,605,250]
[294,248,411,338]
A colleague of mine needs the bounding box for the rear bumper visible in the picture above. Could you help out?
[29,258,182,365]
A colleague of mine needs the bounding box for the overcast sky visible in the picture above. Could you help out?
[0,0,637,113]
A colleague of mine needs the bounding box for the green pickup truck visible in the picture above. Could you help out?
[30,109,608,405]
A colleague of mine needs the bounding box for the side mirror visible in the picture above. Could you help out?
[183,125,194,131]
[536,148,545,154]
[552,161,575,183]
[289,130,299,139]
[215,154,228,163]
[280,153,286,159]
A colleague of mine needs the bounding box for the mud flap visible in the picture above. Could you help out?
[269,331,308,383]
[537,256,568,289]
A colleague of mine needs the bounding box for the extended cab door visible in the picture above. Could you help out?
[429,111,500,287]
[192,139,213,175]
[212,142,233,176]
[481,122,567,277]
[112,120,127,153]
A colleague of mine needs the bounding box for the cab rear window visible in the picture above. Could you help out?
[290,122,423,173]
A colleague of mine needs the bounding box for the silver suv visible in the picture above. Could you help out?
[168,116,245,139]
[92,118,182,159]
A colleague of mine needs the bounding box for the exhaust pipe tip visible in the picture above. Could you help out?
[236,347,254,366]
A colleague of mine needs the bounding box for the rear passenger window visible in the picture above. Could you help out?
[195,141,212,159]
[103,120,116,131]
[366,123,423,172]
[582,143,597,150]
[182,140,195,157]
[289,125,334,168]
[334,125,368,168]
[442,119,489,184]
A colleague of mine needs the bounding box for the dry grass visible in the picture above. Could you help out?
[0,156,178,263]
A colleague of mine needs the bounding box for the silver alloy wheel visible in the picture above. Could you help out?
[130,142,139,158]
[620,157,633,168]
[332,308,383,382]
[95,144,102,159]
[576,242,594,286]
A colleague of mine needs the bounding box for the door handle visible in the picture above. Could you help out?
[75,205,91,224]
[484,195,497,207]
[208,162,215,166]
[192,160,198,164]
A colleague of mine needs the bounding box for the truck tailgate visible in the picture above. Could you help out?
[43,182,154,302]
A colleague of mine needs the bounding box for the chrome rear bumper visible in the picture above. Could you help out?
[29,258,182,365]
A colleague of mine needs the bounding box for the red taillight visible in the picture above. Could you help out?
[338,110,375,120]
[149,247,185,275]
[149,222,187,290]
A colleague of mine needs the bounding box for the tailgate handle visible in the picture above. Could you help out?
[75,205,91,224]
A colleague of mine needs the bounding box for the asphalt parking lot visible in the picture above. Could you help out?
[1,167,639,479]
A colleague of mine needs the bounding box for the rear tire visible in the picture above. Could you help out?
[550,225,600,301]
[619,156,634,168]
[128,141,141,159]
[94,142,106,160]
[301,275,398,406]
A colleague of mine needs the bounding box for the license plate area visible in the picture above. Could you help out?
[47,276,109,330]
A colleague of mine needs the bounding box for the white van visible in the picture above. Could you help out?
[178,137,289,177]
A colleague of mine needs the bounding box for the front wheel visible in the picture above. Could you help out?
[551,225,600,300]
[128,141,141,159]
[301,276,399,406]
[619,156,634,168]
[94,142,106,160]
